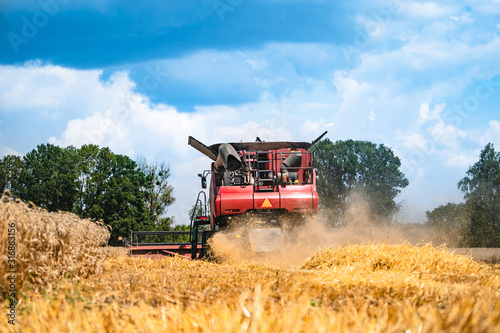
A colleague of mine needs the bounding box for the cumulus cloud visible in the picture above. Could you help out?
[443,151,478,169]
[480,119,500,147]
[429,120,466,150]
[400,132,428,151]
[400,2,457,20]
[0,145,21,157]
[0,61,107,118]
[419,102,432,121]
[416,101,466,149]
[299,119,330,136]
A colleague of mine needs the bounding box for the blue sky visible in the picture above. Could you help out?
[1,0,500,224]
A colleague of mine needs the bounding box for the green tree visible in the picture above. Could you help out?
[136,157,175,227]
[458,143,500,247]
[19,144,80,212]
[188,202,209,232]
[155,217,174,231]
[189,204,205,221]
[172,224,191,242]
[2,143,176,245]
[425,203,466,246]
[72,146,169,244]
[0,155,23,194]
[314,139,409,226]
[98,154,155,244]
[74,145,115,219]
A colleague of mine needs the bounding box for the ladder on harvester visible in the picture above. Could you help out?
[188,191,214,259]
[243,151,276,192]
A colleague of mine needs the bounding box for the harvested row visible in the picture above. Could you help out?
[300,243,487,282]
[0,193,110,297]
[2,248,499,332]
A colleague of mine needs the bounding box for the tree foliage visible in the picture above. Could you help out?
[425,203,466,246]
[314,138,409,225]
[0,154,23,195]
[20,144,80,212]
[458,143,500,247]
[74,144,113,218]
[99,154,155,244]
[0,144,175,245]
[136,157,175,227]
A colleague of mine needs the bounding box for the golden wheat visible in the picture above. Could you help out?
[1,251,499,332]
[0,192,110,296]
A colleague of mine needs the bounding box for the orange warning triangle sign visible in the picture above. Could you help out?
[261,198,273,208]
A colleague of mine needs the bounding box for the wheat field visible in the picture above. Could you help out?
[1,194,500,332]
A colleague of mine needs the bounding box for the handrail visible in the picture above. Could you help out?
[189,191,208,242]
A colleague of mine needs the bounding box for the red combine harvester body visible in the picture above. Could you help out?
[197,140,320,229]
[130,132,327,258]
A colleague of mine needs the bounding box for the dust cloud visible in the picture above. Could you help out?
[208,190,452,268]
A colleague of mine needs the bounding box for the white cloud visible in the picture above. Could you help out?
[489,120,500,132]
[358,36,500,82]
[368,110,376,121]
[480,119,500,147]
[429,120,466,150]
[400,2,457,19]
[417,101,465,149]
[299,119,331,136]
[443,151,477,169]
[419,102,431,120]
[471,1,500,15]
[400,132,428,151]
[0,145,21,157]
[0,61,110,119]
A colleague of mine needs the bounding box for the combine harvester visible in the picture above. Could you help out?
[130,131,327,259]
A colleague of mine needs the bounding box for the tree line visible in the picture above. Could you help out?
[313,138,409,225]
[314,139,500,247]
[0,144,175,245]
[426,143,500,247]
[2,140,499,247]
